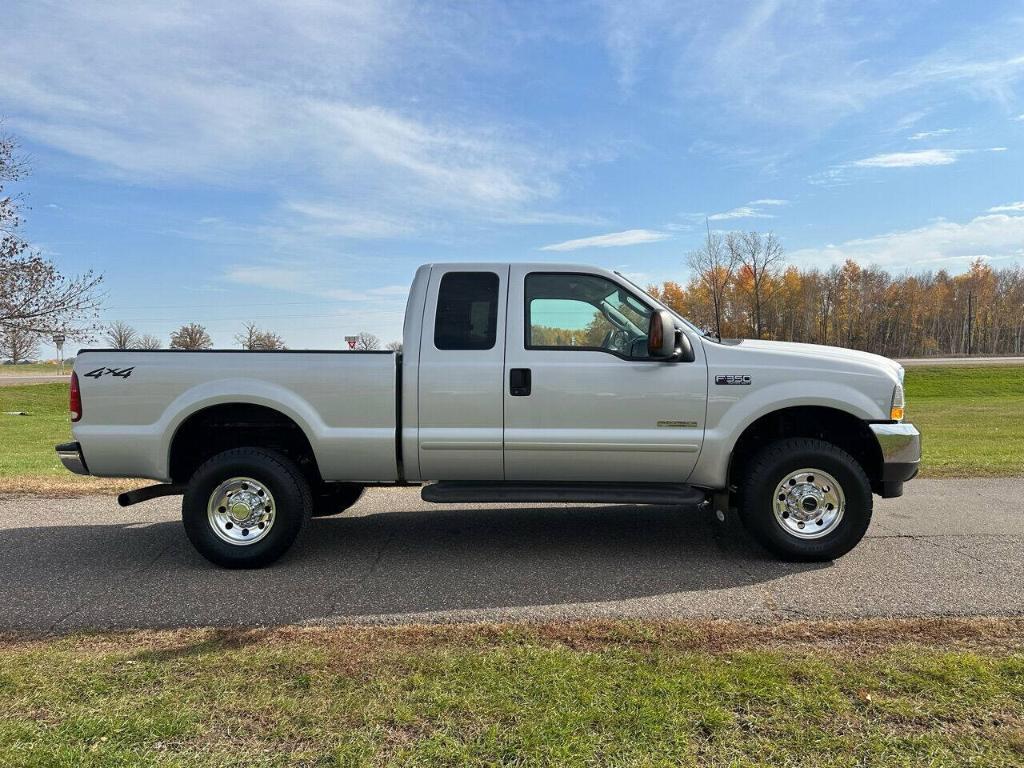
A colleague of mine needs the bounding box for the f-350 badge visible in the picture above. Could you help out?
[715,374,751,385]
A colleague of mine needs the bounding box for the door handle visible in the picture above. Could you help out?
[510,368,531,396]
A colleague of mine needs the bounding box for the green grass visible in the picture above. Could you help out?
[1,621,1022,767]
[0,383,71,477]
[904,366,1024,477]
[1,367,1022,484]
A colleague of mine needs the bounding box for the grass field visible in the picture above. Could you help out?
[0,366,1021,492]
[1,619,1022,766]
[904,365,1024,477]
[0,361,69,376]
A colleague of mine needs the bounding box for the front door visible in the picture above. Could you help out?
[502,267,707,482]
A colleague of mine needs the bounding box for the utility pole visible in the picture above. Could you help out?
[966,291,974,356]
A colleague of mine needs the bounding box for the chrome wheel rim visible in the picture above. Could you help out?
[208,477,276,546]
[772,468,845,539]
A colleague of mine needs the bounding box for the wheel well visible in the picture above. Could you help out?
[169,403,321,484]
[728,406,883,494]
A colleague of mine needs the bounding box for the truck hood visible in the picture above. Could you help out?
[713,338,904,381]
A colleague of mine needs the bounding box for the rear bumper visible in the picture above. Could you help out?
[869,423,921,498]
[56,442,90,476]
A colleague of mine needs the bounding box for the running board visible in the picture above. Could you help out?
[421,482,706,506]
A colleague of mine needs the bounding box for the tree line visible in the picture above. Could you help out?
[97,322,401,352]
[647,230,1024,358]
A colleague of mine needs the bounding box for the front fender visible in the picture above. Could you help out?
[688,379,884,488]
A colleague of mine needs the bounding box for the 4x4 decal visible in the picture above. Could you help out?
[83,366,135,379]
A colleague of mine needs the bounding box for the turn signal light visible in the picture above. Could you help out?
[70,371,82,422]
[890,406,905,421]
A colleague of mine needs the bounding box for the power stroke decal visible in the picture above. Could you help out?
[715,374,751,385]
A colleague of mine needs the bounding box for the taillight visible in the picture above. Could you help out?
[70,371,82,422]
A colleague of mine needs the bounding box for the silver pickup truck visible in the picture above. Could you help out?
[57,262,920,568]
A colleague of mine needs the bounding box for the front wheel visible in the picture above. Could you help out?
[182,448,312,568]
[738,438,872,561]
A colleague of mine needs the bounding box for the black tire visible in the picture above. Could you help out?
[311,483,365,517]
[182,447,312,568]
[738,437,872,561]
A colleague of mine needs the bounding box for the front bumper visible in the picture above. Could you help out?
[869,422,920,497]
[56,441,90,476]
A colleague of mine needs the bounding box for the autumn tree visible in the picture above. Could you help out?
[733,231,784,339]
[235,322,286,350]
[386,340,403,352]
[170,323,213,350]
[105,321,138,350]
[0,325,39,363]
[1,129,103,342]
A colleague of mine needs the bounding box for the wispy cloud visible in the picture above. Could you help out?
[988,201,1024,213]
[0,0,596,236]
[708,206,774,221]
[596,1,1024,133]
[708,199,788,220]
[540,229,670,251]
[909,128,954,140]
[789,211,1024,269]
[854,149,964,168]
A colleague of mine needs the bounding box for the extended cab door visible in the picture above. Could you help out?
[416,265,509,480]
[503,266,707,482]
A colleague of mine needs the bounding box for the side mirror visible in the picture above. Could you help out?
[647,311,677,358]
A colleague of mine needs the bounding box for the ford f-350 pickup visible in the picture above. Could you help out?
[57,262,920,568]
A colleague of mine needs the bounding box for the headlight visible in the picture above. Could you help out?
[890,383,905,422]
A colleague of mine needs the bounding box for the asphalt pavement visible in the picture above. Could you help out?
[1,480,1022,632]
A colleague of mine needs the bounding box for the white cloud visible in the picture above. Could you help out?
[0,0,590,235]
[789,212,1024,269]
[708,206,775,221]
[708,199,788,220]
[988,202,1024,213]
[540,229,670,251]
[596,2,1024,132]
[909,128,954,140]
[854,149,963,168]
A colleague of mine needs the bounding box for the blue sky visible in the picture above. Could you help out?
[4,0,1024,351]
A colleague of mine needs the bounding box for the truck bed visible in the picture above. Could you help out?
[72,349,399,482]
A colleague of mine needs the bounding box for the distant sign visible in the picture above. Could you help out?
[344,335,358,350]
[52,333,66,349]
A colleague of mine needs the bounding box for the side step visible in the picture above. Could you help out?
[421,481,706,506]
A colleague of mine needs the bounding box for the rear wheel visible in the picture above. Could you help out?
[311,483,365,517]
[182,447,312,568]
[738,438,872,561]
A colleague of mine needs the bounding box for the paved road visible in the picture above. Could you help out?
[2,480,1022,631]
